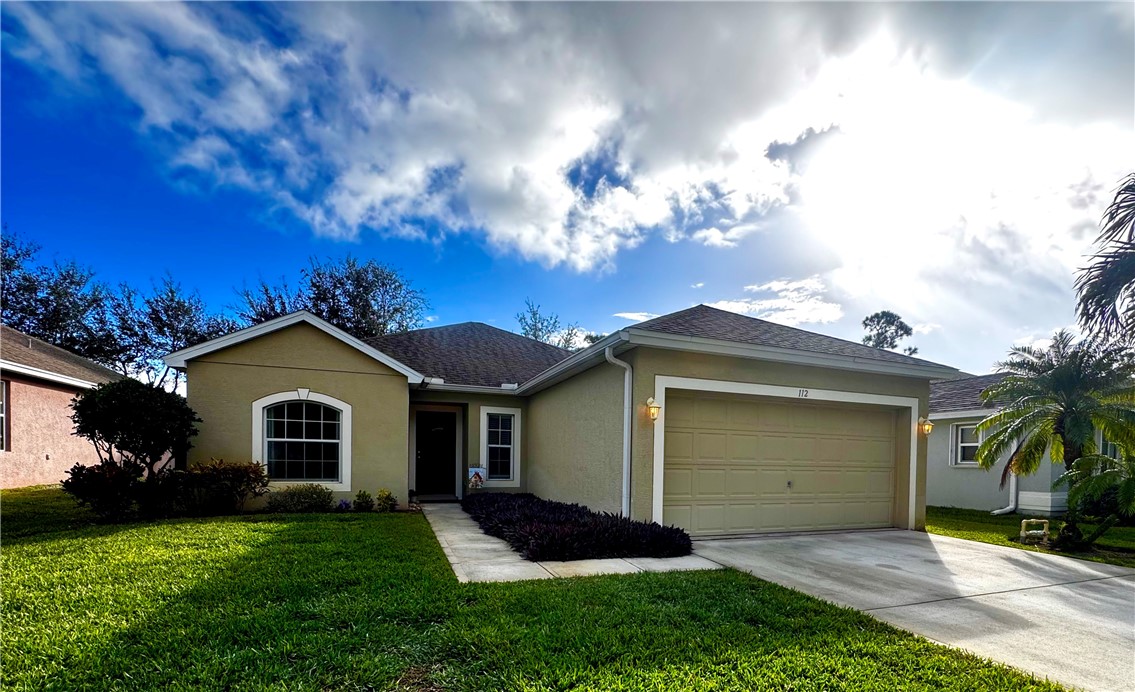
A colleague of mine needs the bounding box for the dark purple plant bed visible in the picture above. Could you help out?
[460,492,692,561]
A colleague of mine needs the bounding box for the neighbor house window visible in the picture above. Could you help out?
[952,423,980,466]
[480,406,521,487]
[1101,437,1121,460]
[264,402,341,481]
[252,390,353,492]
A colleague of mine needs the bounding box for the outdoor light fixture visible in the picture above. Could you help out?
[646,397,662,421]
[918,417,934,436]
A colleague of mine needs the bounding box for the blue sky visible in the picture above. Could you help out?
[2,2,1132,373]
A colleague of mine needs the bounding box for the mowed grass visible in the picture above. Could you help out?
[926,506,1135,569]
[2,488,1063,691]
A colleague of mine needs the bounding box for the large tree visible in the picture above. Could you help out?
[1077,173,1135,343]
[0,232,120,363]
[861,310,918,355]
[236,256,427,339]
[516,298,579,350]
[975,331,1135,544]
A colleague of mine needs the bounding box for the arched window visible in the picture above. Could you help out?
[264,401,341,481]
[252,390,353,491]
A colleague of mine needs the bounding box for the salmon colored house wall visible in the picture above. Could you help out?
[0,375,102,489]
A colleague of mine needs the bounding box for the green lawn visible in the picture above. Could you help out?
[926,506,1135,569]
[3,488,1063,691]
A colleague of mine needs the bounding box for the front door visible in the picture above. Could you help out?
[415,410,458,496]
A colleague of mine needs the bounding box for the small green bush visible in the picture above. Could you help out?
[60,460,144,522]
[176,459,269,516]
[265,484,334,513]
[353,490,375,512]
[374,488,397,513]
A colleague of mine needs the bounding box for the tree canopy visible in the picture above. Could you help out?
[861,310,918,355]
[516,299,580,350]
[1077,173,1135,343]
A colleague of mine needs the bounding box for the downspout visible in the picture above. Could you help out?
[605,346,633,517]
[991,472,1018,515]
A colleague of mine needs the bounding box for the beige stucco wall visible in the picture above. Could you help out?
[526,361,624,513]
[0,375,103,488]
[408,389,528,495]
[624,347,931,529]
[186,322,409,502]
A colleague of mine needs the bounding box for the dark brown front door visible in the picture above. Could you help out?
[415,410,457,496]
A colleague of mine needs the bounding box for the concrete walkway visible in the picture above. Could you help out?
[422,503,721,582]
[697,529,1135,692]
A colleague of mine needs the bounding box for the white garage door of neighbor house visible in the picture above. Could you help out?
[662,392,897,536]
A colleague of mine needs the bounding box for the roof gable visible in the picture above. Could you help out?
[163,312,424,382]
[367,322,571,388]
[0,325,121,388]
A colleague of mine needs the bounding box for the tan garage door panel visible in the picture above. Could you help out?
[663,393,896,536]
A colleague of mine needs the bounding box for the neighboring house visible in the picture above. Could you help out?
[0,325,121,489]
[927,373,1067,515]
[164,304,960,536]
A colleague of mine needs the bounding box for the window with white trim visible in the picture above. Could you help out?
[952,423,980,466]
[264,401,342,481]
[1101,437,1121,460]
[480,406,521,486]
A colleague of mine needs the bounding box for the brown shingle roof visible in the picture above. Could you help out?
[929,373,1009,414]
[633,305,952,369]
[368,322,571,388]
[1,325,121,386]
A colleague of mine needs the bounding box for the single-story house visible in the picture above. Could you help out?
[927,373,1068,515]
[1,325,121,489]
[164,304,961,536]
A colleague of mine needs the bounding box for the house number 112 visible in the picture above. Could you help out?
[797,389,810,398]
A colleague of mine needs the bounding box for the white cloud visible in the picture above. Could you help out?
[424,315,439,323]
[613,312,659,322]
[708,276,843,326]
[691,282,704,289]
[690,223,761,248]
[912,322,941,335]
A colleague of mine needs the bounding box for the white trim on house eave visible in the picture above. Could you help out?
[514,331,631,395]
[928,407,1001,421]
[422,382,523,395]
[0,360,101,389]
[624,329,960,380]
[162,311,425,383]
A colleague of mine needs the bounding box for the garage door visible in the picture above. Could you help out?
[662,392,896,536]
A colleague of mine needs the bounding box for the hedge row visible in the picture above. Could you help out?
[461,492,691,561]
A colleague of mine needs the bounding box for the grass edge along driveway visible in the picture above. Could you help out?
[3,486,1064,691]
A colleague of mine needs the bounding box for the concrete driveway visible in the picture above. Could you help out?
[696,530,1135,691]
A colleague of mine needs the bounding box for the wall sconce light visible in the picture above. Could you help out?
[646,396,662,421]
[918,417,934,436]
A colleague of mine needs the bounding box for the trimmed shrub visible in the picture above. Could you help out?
[461,492,691,561]
[353,490,375,512]
[175,460,269,516]
[61,460,144,522]
[265,484,334,513]
[374,488,397,513]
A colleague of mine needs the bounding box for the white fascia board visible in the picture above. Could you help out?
[928,407,1001,421]
[424,382,523,395]
[515,331,630,395]
[625,329,960,380]
[0,360,101,389]
[162,311,424,383]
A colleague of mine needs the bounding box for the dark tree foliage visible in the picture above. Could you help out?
[0,231,122,363]
[236,256,427,339]
[70,378,201,479]
[862,310,918,355]
[1077,173,1135,343]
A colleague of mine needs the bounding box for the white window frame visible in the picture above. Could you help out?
[951,422,982,467]
[252,389,352,492]
[479,406,521,488]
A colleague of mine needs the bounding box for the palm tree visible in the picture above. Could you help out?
[975,332,1135,543]
[1056,447,1135,547]
[1077,173,1135,343]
